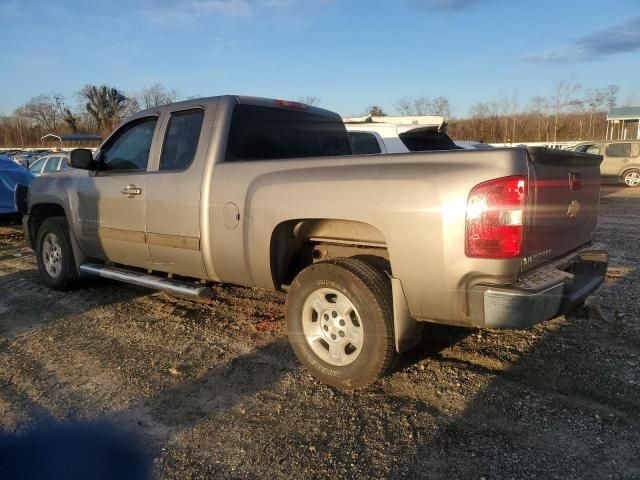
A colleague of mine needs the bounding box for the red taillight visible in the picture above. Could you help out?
[465,175,527,259]
[274,99,308,110]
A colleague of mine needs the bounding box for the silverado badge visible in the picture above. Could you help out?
[567,200,581,218]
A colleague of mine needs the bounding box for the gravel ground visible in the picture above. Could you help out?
[0,186,639,479]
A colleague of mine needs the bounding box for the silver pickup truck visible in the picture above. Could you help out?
[17,95,608,389]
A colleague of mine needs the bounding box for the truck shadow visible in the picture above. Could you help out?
[398,323,472,371]
[0,269,146,339]
[385,309,640,479]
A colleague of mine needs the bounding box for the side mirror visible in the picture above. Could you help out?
[70,148,95,170]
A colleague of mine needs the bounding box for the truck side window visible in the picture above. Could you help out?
[160,110,204,171]
[606,143,631,158]
[100,117,158,171]
[349,132,381,154]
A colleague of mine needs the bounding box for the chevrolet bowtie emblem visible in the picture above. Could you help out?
[567,200,581,218]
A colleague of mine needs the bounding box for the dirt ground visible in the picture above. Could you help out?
[0,186,639,479]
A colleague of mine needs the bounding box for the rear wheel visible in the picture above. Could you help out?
[622,169,640,187]
[36,217,77,290]
[286,258,396,390]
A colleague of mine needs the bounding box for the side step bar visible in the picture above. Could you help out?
[79,263,212,298]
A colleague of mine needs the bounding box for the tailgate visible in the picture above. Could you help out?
[522,147,602,271]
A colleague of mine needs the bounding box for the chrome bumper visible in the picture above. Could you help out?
[470,247,608,329]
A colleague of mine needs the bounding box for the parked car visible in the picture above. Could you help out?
[0,156,35,215]
[11,153,36,168]
[29,154,72,175]
[19,95,608,389]
[566,140,640,186]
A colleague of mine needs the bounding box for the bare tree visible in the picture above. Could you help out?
[469,102,490,140]
[298,95,321,106]
[568,98,587,139]
[413,96,432,115]
[432,96,451,119]
[140,83,181,109]
[22,94,67,131]
[549,78,581,142]
[123,97,141,118]
[585,88,605,138]
[529,96,547,142]
[395,97,414,115]
[604,84,619,111]
[11,107,30,148]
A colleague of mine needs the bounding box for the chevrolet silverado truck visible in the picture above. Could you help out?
[17,95,608,389]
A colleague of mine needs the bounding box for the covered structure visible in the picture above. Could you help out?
[40,133,103,149]
[606,107,640,140]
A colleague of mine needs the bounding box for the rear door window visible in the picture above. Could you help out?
[225,104,352,162]
[349,132,382,154]
[574,144,596,153]
[44,157,61,173]
[606,143,631,157]
[586,145,601,155]
[160,109,204,170]
[29,158,46,173]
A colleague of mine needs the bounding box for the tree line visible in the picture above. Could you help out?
[0,83,183,147]
[0,80,627,148]
[365,81,622,144]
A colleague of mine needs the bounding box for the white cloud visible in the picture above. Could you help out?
[522,16,640,64]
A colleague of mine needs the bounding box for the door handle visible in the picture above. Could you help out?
[121,184,142,198]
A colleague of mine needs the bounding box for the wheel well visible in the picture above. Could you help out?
[28,203,67,248]
[621,167,640,178]
[270,219,390,289]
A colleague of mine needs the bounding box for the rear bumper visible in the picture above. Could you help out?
[469,246,608,329]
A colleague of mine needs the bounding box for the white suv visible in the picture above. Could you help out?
[343,115,491,154]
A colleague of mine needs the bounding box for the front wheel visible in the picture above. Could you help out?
[623,169,640,187]
[286,258,396,390]
[36,217,78,290]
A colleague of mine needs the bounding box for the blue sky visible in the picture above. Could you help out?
[1,0,639,117]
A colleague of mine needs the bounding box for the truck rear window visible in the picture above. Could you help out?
[225,105,352,162]
[399,129,461,152]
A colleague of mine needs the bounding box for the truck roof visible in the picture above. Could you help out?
[131,95,342,121]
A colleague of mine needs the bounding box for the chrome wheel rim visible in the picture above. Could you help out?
[42,232,62,279]
[301,288,364,367]
[624,171,640,187]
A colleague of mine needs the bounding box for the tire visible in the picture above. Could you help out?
[286,258,396,390]
[622,169,640,187]
[36,217,78,290]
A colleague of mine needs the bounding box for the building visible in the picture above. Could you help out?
[606,107,640,140]
[41,133,103,149]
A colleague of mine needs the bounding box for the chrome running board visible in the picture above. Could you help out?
[79,263,211,298]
